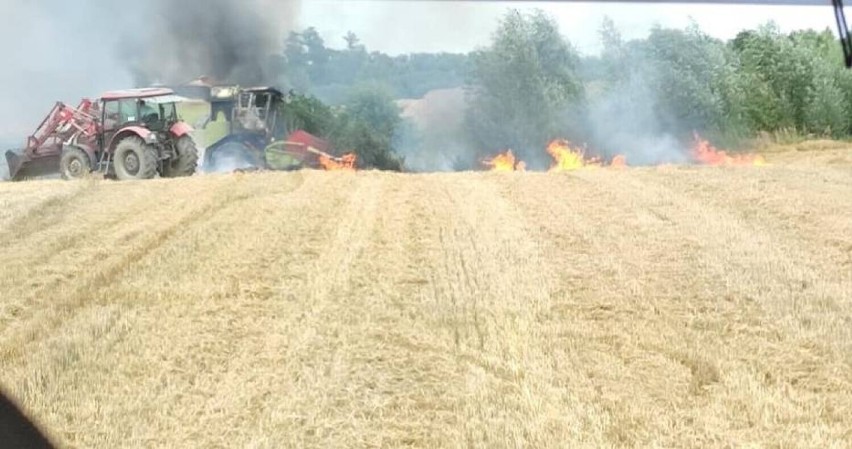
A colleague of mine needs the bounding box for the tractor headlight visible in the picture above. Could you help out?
[145,133,158,144]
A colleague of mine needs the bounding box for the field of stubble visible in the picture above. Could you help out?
[0,147,850,448]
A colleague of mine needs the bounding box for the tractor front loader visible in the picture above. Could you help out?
[6,88,199,181]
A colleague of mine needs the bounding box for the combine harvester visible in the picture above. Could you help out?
[191,85,352,173]
[5,88,198,181]
[4,86,352,181]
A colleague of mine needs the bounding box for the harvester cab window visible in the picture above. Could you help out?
[118,99,137,124]
[255,94,268,114]
[255,94,267,107]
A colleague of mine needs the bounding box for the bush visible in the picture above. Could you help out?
[277,87,406,171]
[465,9,584,166]
[331,85,405,171]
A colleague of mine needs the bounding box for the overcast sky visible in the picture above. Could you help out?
[300,1,837,54]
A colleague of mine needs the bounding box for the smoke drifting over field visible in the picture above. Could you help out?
[125,0,301,86]
[585,73,691,166]
[0,0,301,154]
[0,2,776,175]
[0,1,131,151]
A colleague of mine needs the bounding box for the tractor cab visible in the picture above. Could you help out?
[100,89,183,134]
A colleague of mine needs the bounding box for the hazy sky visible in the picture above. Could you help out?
[301,1,837,54]
[0,1,133,145]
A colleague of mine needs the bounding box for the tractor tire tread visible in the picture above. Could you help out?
[163,136,199,178]
[114,136,158,181]
[59,146,93,180]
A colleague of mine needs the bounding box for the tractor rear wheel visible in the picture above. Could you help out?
[162,136,199,178]
[114,137,158,181]
[59,146,93,180]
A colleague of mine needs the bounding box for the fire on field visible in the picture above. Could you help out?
[483,150,526,172]
[319,153,358,171]
[482,134,768,172]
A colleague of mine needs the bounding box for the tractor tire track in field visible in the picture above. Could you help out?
[236,172,390,449]
[259,174,468,448]
[422,174,579,447]
[0,181,100,243]
[0,173,313,446]
[0,175,303,363]
[0,182,208,283]
[1,172,382,448]
[0,158,850,449]
[499,168,852,446]
[0,179,244,318]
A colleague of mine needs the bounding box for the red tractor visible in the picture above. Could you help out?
[5,88,198,181]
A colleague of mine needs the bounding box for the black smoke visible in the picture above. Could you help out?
[123,0,301,86]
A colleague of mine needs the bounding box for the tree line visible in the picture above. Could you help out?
[276,28,469,105]
[276,12,852,170]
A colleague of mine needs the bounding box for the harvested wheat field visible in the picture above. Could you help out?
[0,147,851,448]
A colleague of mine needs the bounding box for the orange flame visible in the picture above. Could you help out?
[320,153,357,171]
[547,140,604,172]
[610,155,627,169]
[692,133,766,167]
[484,150,525,172]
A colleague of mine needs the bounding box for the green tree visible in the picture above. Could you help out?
[279,93,336,137]
[331,85,405,171]
[280,31,469,105]
[793,29,849,136]
[465,9,584,165]
[599,16,628,86]
[273,89,404,171]
[639,25,737,134]
[281,27,332,89]
[735,24,814,131]
[344,31,364,51]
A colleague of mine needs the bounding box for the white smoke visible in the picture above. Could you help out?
[585,71,691,166]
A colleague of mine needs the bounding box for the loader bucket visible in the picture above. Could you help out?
[5,150,60,181]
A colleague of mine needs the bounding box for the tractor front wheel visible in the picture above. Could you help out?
[114,137,158,181]
[162,136,199,178]
[59,146,93,180]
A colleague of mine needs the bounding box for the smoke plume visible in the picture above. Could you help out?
[585,72,690,166]
[125,0,301,86]
[0,1,132,175]
[396,88,477,172]
[0,0,301,159]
